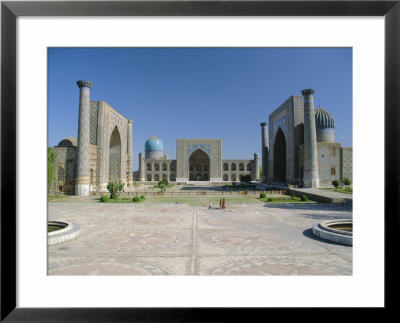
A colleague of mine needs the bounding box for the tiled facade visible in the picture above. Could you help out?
[138,139,260,183]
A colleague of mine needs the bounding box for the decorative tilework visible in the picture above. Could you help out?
[90,102,98,145]
[187,144,211,157]
[272,114,287,137]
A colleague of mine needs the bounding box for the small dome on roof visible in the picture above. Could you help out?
[145,136,163,151]
[58,137,77,147]
[315,107,335,129]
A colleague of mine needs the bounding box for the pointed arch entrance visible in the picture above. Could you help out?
[109,126,121,181]
[189,149,210,181]
[274,128,286,182]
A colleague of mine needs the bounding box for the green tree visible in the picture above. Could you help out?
[342,177,351,186]
[239,174,252,183]
[158,178,169,189]
[332,179,340,188]
[48,147,56,192]
[107,180,124,199]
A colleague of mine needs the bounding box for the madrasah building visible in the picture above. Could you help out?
[260,89,352,188]
[135,137,259,183]
[52,81,352,195]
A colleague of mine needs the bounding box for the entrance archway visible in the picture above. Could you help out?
[109,126,121,181]
[273,128,286,182]
[57,167,64,192]
[189,149,210,181]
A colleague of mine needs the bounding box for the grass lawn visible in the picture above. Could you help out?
[259,196,315,203]
[321,187,353,195]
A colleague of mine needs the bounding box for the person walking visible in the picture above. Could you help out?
[222,198,226,210]
[208,201,212,210]
[219,198,223,209]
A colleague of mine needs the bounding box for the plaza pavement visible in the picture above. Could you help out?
[48,203,352,275]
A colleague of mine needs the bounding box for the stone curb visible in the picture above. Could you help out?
[48,221,81,245]
[312,221,352,246]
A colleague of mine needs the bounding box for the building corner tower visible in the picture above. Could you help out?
[75,80,93,196]
[260,122,269,183]
[127,119,133,185]
[301,89,319,188]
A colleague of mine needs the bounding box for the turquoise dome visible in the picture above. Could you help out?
[145,136,163,151]
[315,107,335,129]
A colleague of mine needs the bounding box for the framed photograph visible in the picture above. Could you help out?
[1,0,398,321]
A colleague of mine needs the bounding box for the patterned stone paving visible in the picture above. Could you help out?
[48,203,352,275]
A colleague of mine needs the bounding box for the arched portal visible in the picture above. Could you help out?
[273,128,286,182]
[57,167,65,192]
[189,149,210,181]
[109,126,121,181]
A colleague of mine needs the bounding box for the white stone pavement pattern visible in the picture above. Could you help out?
[48,203,352,275]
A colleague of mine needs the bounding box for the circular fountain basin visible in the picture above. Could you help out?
[312,219,352,246]
[48,221,81,245]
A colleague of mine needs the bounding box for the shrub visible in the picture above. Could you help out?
[332,179,340,188]
[239,174,252,183]
[140,195,145,199]
[342,177,351,186]
[158,178,169,186]
[107,180,124,199]
[133,196,140,202]
[260,192,267,198]
[291,195,296,200]
[267,197,273,202]
[110,193,119,200]
[100,196,110,202]
[301,195,309,201]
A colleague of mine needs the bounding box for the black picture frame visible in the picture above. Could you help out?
[1,1,398,321]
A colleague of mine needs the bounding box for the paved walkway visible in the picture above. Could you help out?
[48,203,352,275]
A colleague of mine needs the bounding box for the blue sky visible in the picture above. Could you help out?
[48,48,352,170]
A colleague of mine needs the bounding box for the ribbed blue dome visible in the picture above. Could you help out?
[145,136,163,151]
[315,107,335,129]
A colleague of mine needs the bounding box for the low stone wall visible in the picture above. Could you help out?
[95,189,285,197]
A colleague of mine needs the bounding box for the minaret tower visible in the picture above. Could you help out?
[301,89,319,188]
[75,80,93,196]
